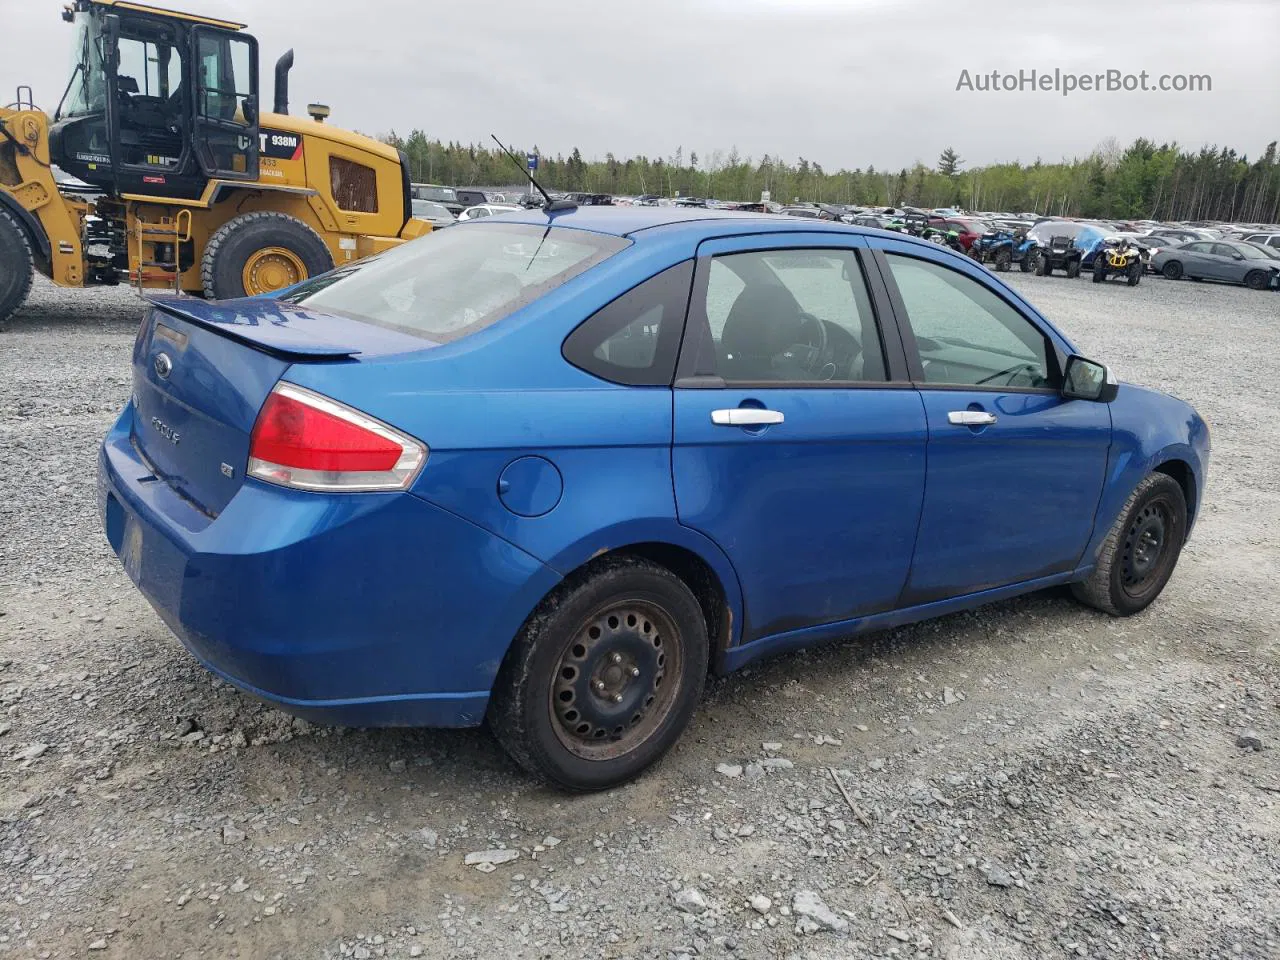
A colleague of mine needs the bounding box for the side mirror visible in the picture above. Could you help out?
[241,94,258,125]
[1232,253,1245,261]
[1062,355,1118,403]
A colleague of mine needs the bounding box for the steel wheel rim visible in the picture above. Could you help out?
[549,599,682,761]
[242,246,307,295]
[1120,496,1176,597]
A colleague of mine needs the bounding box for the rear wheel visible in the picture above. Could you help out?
[1162,260,1183,280]
[201,212,334,299]
[1066,258,1081,279]
[488,557,708,790]
[994,249,1012,272]
[0,207,35,325]
[1071,472,1187,616]
[1244,269,1269,291]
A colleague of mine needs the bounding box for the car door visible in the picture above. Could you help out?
[1179,241,1219,279]
[671,235,927,643]
[871,241,1111,605]
[1211,243,1250,283]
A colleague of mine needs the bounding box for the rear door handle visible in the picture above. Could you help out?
[948,410,997,426]
[711,408,785,426]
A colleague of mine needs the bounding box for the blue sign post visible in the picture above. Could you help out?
[526,153,538,172]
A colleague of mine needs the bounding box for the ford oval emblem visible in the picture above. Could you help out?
[154,352,173,379]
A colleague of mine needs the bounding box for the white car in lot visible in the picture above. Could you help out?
[1242,232,1280,251]
[458,204,522,221]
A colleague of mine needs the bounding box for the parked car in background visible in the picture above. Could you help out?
[930,217,990,252]
[411,184,465,217]
[410,199,456,229]
[566,193,615,206]
[100,207,1209,790]
[781,206,821,219]
[455,189,489,209]
[1151,240,1280,289]
[458,204,522,221]
[1242,232,1280,250]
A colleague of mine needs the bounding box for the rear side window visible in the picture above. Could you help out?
[562,261,694,386]
[279,223,629,343]
[332,158,379,213]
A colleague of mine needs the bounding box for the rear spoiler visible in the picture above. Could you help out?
[146,296,361,359]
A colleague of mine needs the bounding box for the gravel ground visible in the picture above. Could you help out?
[1,272,1277,960]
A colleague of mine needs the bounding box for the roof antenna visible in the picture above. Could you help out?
[491,134,576,213]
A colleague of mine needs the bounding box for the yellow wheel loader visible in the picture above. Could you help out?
[0,0,428,323]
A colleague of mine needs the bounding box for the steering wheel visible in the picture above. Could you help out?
[787,311,831,377]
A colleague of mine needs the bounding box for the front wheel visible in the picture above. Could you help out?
[1020,250,1037,272]
[1162,260,1183,280]
[1066,258,1081,279]
[1127,263,1142,286]
[201,212,334,299]
[0,207,35,325]
[994,249,1012,272]
[488,557,708,790]
[1092,261,1107,283]
[1072,472,1187,616]
[1037,256,1052,276]
[1244,269,1270,291]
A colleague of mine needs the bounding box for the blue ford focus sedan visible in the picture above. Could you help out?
[99,207,1209,789]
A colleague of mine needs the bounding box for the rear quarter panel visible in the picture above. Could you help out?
[283,231,747,644]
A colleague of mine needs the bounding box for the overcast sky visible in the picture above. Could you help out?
[5,0,1276,172]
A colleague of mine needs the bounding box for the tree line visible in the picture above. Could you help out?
[385,129,1280,223]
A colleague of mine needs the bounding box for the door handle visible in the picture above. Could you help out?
[711,408,785,426]
[948,410,997,426]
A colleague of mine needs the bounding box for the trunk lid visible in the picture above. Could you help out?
[131,297,431,516]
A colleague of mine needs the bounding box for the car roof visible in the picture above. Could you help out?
[488,205,870,240]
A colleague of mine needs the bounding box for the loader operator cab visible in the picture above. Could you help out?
[50,0,259,199]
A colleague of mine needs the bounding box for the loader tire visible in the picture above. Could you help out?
[201,211,334,300]
[0,207,36,326]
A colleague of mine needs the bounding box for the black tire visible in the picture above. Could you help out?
[1037,256,1051,276]
[1092,261,1106,283]
[488,557,708,790]
[1244,269,1269,291]
[1019,250,1036,272]
[0,207,36,325]
[1071,472,1187,616]
[1162,260,1183,280]
[994,249,1012,272]
[1066,258,1081,279]
[1127,263,1142,286]
[200,211,333,300]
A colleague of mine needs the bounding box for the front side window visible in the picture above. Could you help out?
[687,249,887,384]
[278,223,628,343]
[884,253,1054,390]
[1183,242,1211,254]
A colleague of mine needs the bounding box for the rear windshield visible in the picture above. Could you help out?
[278,223,629,343]
[417,186,456,202]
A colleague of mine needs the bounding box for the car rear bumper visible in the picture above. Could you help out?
[98,404,560,728]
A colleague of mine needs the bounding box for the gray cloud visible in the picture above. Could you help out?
[5,0,1275,170]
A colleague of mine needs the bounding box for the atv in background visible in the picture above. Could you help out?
[1036,235,1082,278]
[971,228,1038,272]
[1091,237,1144,286]
[920,224,966,254]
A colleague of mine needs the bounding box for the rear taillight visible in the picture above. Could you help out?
[248,383,426,492]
